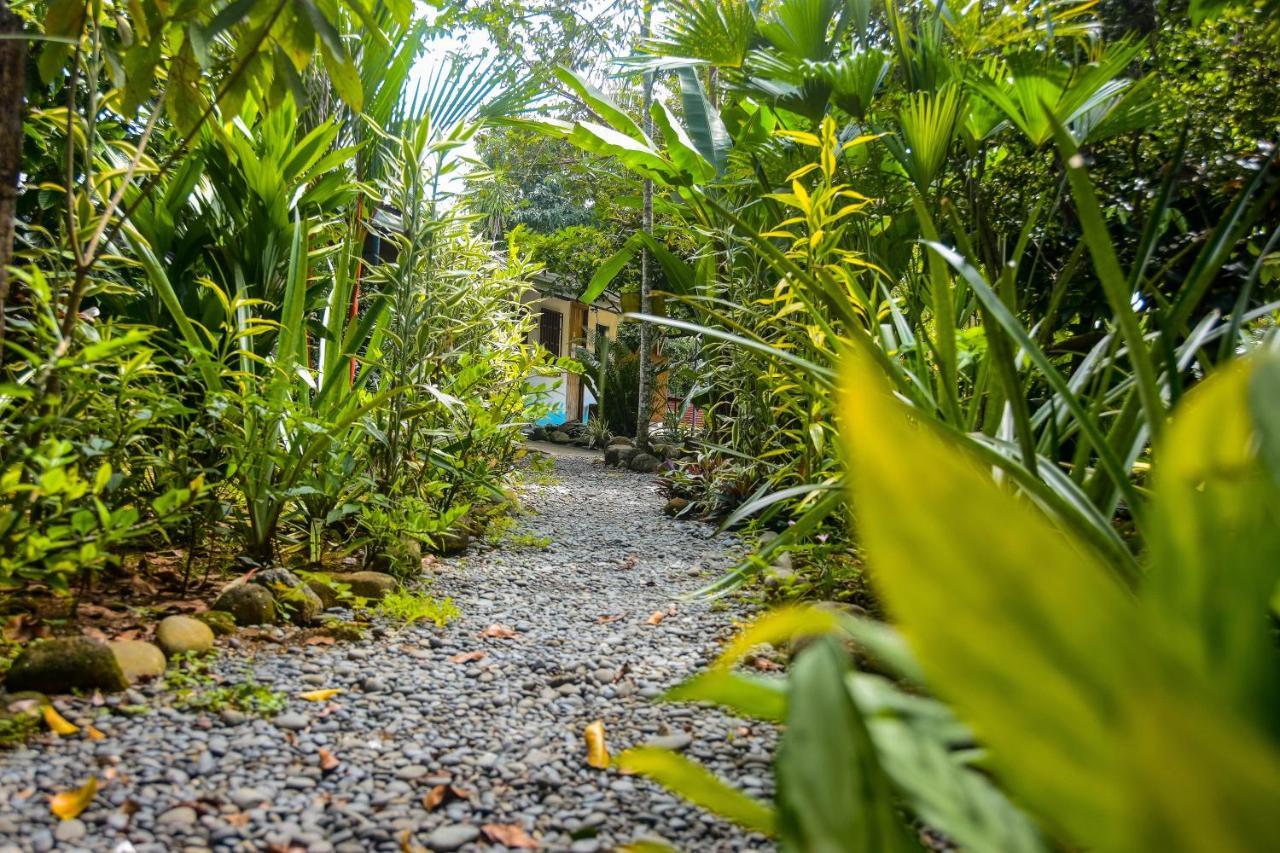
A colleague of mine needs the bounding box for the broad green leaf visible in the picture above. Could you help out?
[840,344,1134,845]
[840,345,1280,852]
[616,748,775,836]
[1145,355,1280,720]
[320,44,364,112]
[676,67,731,174]
[713,605,840,669]
[663,669,788,722]
[650,100,715,182]
[554,67,649,143]
[581,237,638,304]
[775,638,916,852]
[38,0,86,83]
[567,122,676,184]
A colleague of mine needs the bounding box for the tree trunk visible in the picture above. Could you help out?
[0,4,27,364]
[634,0,654,448]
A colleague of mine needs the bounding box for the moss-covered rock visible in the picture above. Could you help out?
[213,583,277,626]
[629,452,660,473]
[325,571,397,601]
[156,615,215,656]
[605,445,639,468]
[4,637,129,694]
[109,640,167,683]
[435,529,470,556]
[305,577,342,610]
[254,568,323,626]
[194,610,238,637]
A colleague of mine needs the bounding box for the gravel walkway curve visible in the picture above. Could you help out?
[0,451,775,852]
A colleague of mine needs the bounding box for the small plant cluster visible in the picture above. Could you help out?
[482,515,551,550]
[376,589,460,629]
[163,653,286,717]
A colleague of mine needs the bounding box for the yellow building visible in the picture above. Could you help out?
[522,272,621,427]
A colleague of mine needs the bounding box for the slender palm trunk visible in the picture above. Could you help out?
[634,1,654,448]
[0,4,26,364]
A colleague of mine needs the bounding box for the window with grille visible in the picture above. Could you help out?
[539,308,563,357]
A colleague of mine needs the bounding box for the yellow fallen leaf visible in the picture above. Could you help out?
[42,705,79,736]
[50,778,98,820]
[298,689,342,702]
[85,725,106,741]
[584,720,610,769]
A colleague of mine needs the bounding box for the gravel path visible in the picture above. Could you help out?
[0,452,775,852]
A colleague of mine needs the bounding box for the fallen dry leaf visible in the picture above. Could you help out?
[398,828,428,853]
[50,778,98,820]
[43,705,79,736]
[422,784,470,811]
[318,748,340,772]
[85,725,106,741]
[584,720,610,769]
[315,701,343,719]
[481,823,538,848]
[747,655,783,672]
[620,555,638,570]
[449,651,486,664]
[298,689,342,702]
[479,623,518,639]
[644,611,665,626]
[304,635,336,646]
[595,613,624,624]
[226,812,251,828]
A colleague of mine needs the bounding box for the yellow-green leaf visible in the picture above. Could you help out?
[617,747,775,836]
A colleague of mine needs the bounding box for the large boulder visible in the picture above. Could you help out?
[629,452,660,473]
[325,571,397,601]
[5,637,129,693]
[156,615,215,656]
[607,436,635,448]
[108,640,167,683]
[254,568,323,626]
[212,583,277,626]
[651,443,681,461]
[605,446,640,468]
[548,430,573,444]
[528,426,548,441]
[305,576,342,610]
[434,530,470,557]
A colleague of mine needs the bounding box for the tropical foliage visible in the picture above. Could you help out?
[515,0,1280,849]
[0,0,555,594]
